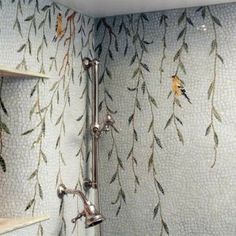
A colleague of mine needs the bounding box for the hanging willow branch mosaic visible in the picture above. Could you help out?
[196,6,223,168]
[26,9,78,236]
[127,13,168,234]
[118,15,132,56]
[21,7,80,235]
[22,78,45,235]
[96,18,126,216]
[20,3,61,235]
[13,0,24,37]
[0,78,10,173]
[109,128,126,216]
[37,3,61,73]
[16,0,39,70]
[159,14,168,84]
[165,9,193,145]
[54,10,77,235]
[127,13,154,193]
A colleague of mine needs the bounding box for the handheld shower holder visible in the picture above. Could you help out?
[82,57,115,191]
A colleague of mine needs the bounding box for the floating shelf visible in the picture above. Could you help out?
[0,65,51,79]
[0,215,49,235]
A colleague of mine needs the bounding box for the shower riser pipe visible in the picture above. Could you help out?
[82,58,114,190]
[91,59,99,189]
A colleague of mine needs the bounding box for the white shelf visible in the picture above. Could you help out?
[0,65,51,79]
[0,215,49,235]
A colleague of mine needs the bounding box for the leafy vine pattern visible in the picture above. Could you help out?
[22,78,45,236]
[16,0,39,70]
[165,9,193,144]
[106,16,134,216]
[147,74,168,235]
[20,3,61,235]
[96,18,126,216]
[118,15,131,56]
[37,3,61,73]
[159,14,168,84]
[23,10,79,235]
[109,128,125,216]
[127,14,142,193]
[53,10,77,235]
[1,1,231,235]
[0,77,10,173]
[128,13,168,234]
[13,0,25,37]
[127,13,155,193]
[196,6,223,168]
[21,6,81,235]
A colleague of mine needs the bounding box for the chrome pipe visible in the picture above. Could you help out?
[82,58,100,189]
[92,59,100,128]
[57,184,89,205]
[82,57,115,190]
[91,59,99,189]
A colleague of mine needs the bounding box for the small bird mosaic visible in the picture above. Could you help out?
[53,13,64,42]
[171,75,191,104]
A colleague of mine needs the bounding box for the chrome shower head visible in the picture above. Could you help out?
[83,202,105,228]
[57,184,105,228]
[71,200,105,228]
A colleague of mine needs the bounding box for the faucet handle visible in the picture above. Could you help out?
[71,210,85,223]
[101,114,115,133]
[91,114,115,138]
[104,114,115,126]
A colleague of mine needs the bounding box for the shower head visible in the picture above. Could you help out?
[83,201,105,228]
[57,184,105,228]
[71,200,105,228]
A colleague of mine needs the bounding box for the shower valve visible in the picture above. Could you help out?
[91,114,115,138]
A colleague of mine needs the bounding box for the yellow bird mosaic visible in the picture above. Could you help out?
[171,75,191,104]
[53,13,64,42]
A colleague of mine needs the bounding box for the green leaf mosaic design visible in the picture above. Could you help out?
[196,6,223,168]
[0,77,9,173]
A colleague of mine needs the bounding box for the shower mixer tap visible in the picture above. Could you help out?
[91,113,115,138]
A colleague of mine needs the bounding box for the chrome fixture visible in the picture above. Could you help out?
[82,58,115,190]
[57,184,105,228]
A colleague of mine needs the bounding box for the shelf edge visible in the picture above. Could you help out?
[0,215,49,235]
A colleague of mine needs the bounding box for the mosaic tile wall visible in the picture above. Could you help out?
[95,3,236,236]
[0,0,95,235]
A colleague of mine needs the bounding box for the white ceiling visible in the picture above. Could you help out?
[53,0,235,17]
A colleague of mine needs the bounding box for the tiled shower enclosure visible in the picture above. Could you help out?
[0,0,236,236]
